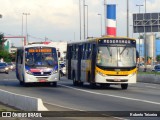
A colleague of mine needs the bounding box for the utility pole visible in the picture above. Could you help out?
[144,0,147,71]
[79,0,82,40]
[83,0,86,39]
[98,14,102,36]
[136,4,144,65]
[127,0,129,37]
[85,5,88,38]
[104,0,106,35]
[23,13,30,43]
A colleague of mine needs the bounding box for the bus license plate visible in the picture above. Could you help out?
[39,79,46,82]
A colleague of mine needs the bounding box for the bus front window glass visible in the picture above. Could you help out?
[25,47,58,68]
[96,46,117,67]
[96,46,136,67]
[118,47,136,67]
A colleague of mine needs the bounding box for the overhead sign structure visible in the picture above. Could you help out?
[133,13,160,33]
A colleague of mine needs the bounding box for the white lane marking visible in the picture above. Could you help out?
[3,79,17,81]
[44,102,84,111]
[114,117,129,120]
[44,102,127,120]
[145,86,157,89]
[59,84,160,105]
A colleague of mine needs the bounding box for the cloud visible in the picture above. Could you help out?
[1,0,160,45]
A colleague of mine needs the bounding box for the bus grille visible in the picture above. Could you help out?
[106,79,128,82]
[33,72,51,76]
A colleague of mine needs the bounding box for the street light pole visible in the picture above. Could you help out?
[23,13,30,43]
[136,4,143,65]
[79,0,82,40]
[85,5,88,38]
[98,14,102,36]
[22,13,24,46]
[83,0,86,39]
[144,0,147,71]
[127,0,129,37]
[104,0,106,35]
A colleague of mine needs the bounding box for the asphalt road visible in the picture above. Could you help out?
[0,71,160,120]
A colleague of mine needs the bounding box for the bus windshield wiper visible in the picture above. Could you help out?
[107,47,112,56]
[120,46,127,55]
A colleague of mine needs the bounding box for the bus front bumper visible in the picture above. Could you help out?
[95,73,137,84]
[24,73,59,83]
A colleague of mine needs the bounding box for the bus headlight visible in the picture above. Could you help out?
[5,67,9,70]
[130,72,136,76]
[51,70,58,74]
[97,71,107,77]
[26,70,33,75]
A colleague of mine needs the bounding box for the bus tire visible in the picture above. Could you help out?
[19,81,24,86]
[121,84,128,90]
[79,81,83,86]
[24,83,30,87]
[72,71,78,86]
[100,83,110,89]
[90,83,96,89]
[87,72,90,82]
[73,77,78,86]
[51,82,57,87]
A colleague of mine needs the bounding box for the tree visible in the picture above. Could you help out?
[0,50,12,62]
[156,55,160,62]
[0,33,7,50]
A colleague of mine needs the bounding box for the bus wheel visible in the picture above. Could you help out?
[24,83,30,87]
[100,84,110,89]
[73,77,78,86]
[90,83,96,89]
[72,72,78,86]
[19,81,24,86]
[121,84,128,90]
[51,82,57,87]
[79,81,83,86]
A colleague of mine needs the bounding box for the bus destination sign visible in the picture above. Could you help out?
[98,39,136,45]
[28,48,52,53]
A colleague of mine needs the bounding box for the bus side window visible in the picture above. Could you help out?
[17,50,23,64]
[71,45,75,59]
[21,50,23,64]
[75,45,78,60]
[87,43,91,59]
[82,44,85,60]
[72,44,77,60]
[84,44,88,60]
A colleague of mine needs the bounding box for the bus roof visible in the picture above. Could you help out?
[68,36,136,45]
[23,41,67,48]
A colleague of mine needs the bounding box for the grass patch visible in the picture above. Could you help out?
[138,71,160,75]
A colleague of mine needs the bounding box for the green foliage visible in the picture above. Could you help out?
[0,33,7,50]
[156,55,160,62]
[138,35,144,39]
[0,50,12,62]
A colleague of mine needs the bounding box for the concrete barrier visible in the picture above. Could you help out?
[0,89,48,111]
[138,74,160,84]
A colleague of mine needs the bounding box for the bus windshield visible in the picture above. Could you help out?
[25,47,58,68]
[96,45,136,68]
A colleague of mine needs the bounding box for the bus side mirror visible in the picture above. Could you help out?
[58,52,61,58]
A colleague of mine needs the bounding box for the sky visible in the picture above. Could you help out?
[0,0,160,47]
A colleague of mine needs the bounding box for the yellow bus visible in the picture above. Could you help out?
[66,36,137,89]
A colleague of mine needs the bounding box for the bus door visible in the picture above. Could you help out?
[67,45,72,79]
[77,45,82,81]
[91,44,96,82]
